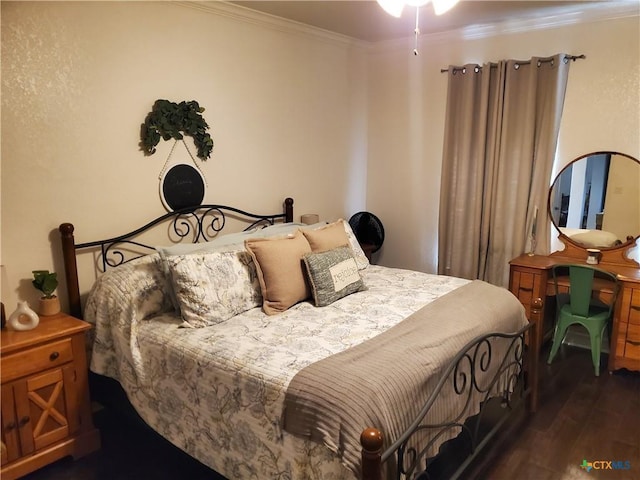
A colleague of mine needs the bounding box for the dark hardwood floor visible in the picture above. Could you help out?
[478,345,639,479]
[21,343,639,480]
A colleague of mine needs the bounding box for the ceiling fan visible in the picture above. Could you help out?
[376,0,461,54]
[377,0,460,17]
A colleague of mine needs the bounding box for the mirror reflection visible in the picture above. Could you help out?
[549,152,640,249]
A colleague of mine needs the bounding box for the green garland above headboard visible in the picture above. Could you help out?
[140,99,214,160]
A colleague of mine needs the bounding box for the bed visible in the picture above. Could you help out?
[58,197,537,480]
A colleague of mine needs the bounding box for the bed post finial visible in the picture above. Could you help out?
[59,223,82,319]
[361,427,383,480]
[284,197,294,223]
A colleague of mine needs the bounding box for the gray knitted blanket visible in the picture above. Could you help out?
[282,280,527,477]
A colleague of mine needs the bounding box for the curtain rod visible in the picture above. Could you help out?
[440,54,586,73]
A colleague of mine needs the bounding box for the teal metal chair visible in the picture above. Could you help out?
[547,264,620,376]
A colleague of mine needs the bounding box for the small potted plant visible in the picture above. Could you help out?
[32,270,60,316]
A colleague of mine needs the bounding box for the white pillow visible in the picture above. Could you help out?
[340,219,370,270]
[156,231,256,257]
[156,222,310,258]
[569,230,620,248]
[166,250,262,328]
[257,222,307,235]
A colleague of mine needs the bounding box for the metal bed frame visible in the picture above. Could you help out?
[57,196,537,480]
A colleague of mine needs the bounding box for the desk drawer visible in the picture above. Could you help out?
[510,269,542,318]
[620,287,640,325]
[616,322,640,361]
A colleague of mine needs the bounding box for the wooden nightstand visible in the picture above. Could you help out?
[1,312,100,479]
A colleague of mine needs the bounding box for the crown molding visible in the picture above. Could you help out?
[173,1,637,54]
[376,0,640,51]
[449,1,640,41]
[173,1,370,50]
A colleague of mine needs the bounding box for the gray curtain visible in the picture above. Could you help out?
[438,54,571,287]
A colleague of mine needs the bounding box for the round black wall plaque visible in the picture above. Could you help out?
[160,164,206,211]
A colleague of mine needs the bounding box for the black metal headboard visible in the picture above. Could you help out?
[59,198,294,318]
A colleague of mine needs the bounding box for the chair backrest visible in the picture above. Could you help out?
[551,264,620,318]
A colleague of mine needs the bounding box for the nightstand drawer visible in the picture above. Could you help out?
[1,338,73,383]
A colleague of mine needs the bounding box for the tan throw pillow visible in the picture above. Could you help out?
[302,219,350,253]
[245,231,312,315]
[302,219,370,270]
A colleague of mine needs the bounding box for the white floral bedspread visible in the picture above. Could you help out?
[86,258,470,479]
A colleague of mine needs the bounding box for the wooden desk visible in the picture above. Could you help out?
[509,252,640,373]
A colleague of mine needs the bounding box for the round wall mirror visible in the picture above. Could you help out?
[549,151,640,250]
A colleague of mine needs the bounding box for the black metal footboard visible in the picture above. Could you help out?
[361,322,535,480]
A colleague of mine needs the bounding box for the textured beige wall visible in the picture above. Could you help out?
[2,2,639,313]
[367,15,640,272]
[1,1,368,310]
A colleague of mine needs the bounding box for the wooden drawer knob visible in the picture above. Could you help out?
[49,351,60,361]
[531,298,543,314]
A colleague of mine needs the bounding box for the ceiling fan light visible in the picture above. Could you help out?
[376,0,404,18]
[405,0,431,7]
[432,0,460,15]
